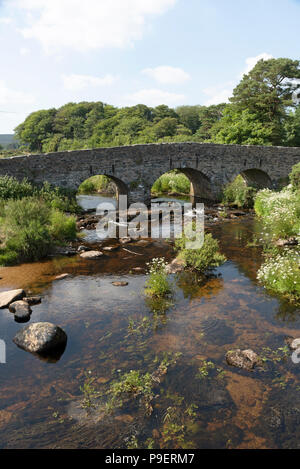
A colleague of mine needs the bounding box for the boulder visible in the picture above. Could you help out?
[285,337,300,351]
[120,238,132,245]
[80,250,103,259]
[103,245,119,252]
[112,281,129,287]
[13,322,67,354]
[226,349,262,371]
[9,300,32,322]
[23,296,42,306]
[77,245,89,252]
[55,273,70,281]
[0,289,26,309]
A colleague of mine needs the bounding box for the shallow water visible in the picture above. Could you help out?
[0,217,300,449]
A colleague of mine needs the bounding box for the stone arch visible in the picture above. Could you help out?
[239,168,272,189]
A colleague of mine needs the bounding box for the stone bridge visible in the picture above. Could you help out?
[0,143,299,205]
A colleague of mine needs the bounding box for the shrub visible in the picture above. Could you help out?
[0,197,77,265]
[49,209,77,242]
[145,257,171,298]
[175,232,226,273]
[290,162,300,191]
[222,175,257,208]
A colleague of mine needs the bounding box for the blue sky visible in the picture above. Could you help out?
[0,0,299,133]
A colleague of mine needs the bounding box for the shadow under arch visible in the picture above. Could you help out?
[239,168,272,189]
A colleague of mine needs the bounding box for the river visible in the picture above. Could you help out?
[0,195,299,449]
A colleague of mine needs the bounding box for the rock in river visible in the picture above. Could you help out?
[9,300,32,322]
[80,250,103,259]
[226,349,262,371]
[0,289,26,309]
[112,281,129,287]
[13,322,67,354]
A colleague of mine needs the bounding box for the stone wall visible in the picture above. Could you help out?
[0,142,299,204]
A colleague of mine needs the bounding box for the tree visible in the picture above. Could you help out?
[15,109,56,151]
[176,106,201,134]
[211,107,273,145]
[285,106,300,147]
[229,58,300,145]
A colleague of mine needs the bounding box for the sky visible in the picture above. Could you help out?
[0,0,300,133]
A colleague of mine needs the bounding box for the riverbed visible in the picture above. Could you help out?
[0,196,299,449]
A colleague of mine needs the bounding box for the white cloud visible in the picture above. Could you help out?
[9,0,177,53]
[62,73,117,91]
[125,88,185,107]
[141,65,190,84]
[203,53,274,106]
[203,82,235,106]
[0,80,34,106]
[241,52,273,77]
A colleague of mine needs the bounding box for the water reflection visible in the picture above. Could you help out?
[0,218,300,448]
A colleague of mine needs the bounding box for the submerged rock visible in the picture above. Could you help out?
[80,250,103,259]
[166,258,185,274]
[0,289,26,309]
[9,300,32,322]
[112,281,129,287]
[13,322,67,354]
[226,349,262,371]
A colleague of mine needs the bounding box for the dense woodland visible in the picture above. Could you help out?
[9,58,300,155]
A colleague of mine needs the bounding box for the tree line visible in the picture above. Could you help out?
[14,58,300,153]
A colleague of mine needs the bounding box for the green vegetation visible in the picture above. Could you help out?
[0,197,77,265]
[175,231,226,273]
[151,170,190,196]
[0,176,79,212]
[290,162,300,190]
[254,187,300,240]
[0,176,78,265]
[254,163,300,304]
[222,175,258,208]
[145,257,172,298]
[78,175,115,194]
